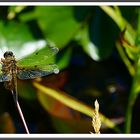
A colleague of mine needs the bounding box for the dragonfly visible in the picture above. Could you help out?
[0,44,59,133]
[0,44,59,99]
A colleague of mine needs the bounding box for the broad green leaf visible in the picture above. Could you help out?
[19,6,94,50]
[20,6,117,61]
[20,6,80,49]
[0,21,33,58]
[77,26,100,61]
[7,6,26,20]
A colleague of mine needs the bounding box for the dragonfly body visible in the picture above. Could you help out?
[1,51,17,91]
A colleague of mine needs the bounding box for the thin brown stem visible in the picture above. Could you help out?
[11,90,30,134]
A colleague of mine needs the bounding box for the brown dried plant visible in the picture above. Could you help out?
[91,99,101,134]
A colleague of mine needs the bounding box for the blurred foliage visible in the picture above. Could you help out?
[0,6,140,133]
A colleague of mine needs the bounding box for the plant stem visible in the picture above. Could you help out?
[16,100,30,134]
[116,41,135,76]
[125,59,139,133]
[125,89,137,133]
[11,90,30,134]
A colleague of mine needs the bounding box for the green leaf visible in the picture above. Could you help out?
[7,6,26,20]
[135,8,140,47]
[20,6,117,61]
[77,8,118,61]
[37,89,94,133]
[0,21,34,58]
[34,82,121,132]
[100,6,136,46]
[20,6,81,49]
[77,26,100,61]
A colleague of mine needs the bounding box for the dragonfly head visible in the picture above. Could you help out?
[4,51,14,59]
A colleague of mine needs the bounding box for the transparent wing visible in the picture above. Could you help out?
[17,64,59,80]
[0,64,12,82]
[0,74,12,82]
[17,43,59,68]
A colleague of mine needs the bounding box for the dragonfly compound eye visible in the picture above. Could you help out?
[4,51,14,58]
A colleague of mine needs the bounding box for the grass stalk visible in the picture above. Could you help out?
[125,59,139,133]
